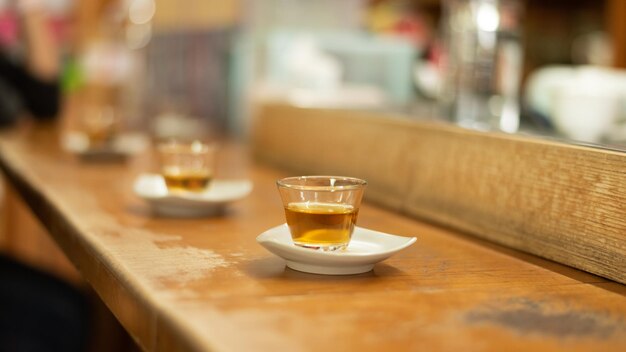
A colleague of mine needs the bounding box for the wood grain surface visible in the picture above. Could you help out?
[253,103,626,285]
[1,124,626,351]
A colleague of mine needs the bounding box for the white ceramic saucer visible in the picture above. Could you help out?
[133,173,253,217]
[256,224,417,275]
[62,131,149,161]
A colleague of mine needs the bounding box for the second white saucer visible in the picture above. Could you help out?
[133,173,253,217]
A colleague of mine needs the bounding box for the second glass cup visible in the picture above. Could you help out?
[81,105,118,148]
[158,140,217,193]
[277,176,367,251]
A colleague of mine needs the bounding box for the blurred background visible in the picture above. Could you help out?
[1,0,624,145]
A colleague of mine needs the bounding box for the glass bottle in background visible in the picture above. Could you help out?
[439,0,523,133]
[74,0,151,137]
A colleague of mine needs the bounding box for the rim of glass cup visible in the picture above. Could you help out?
[157,140,217,154]
[276,176,367,191]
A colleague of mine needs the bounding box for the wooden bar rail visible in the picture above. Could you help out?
[253,103,626,284]
[1,124,626,351]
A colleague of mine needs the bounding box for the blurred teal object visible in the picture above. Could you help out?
[265,30,417,104]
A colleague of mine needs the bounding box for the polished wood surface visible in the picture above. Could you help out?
[1,124,626,351]
[253,103,626,285]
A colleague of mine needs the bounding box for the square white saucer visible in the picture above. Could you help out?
[133,173,253,217]
[256,224,416,275]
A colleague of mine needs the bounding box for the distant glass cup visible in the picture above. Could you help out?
[277,176,367,251]
[158,140,217,193]
[81,105,118,148]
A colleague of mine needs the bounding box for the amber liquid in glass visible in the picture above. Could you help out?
[163,170,212,192]
[85,127,116,148]
[285,202,358,250]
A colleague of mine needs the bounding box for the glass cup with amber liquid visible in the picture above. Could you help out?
[277,176,367,251]
[81,105,118,149]
[158,140,217,193]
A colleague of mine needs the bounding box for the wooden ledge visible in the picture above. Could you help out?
[253,103,626,284]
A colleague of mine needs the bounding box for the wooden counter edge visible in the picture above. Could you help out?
[0,145,210,352]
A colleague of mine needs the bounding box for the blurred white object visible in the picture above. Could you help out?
[524,65,573,119]
[265,31,416,104]
[413,60,440,99]
[61,131,149,155]
[134,174,252,217]
[552,86,620,143]
[256,224,416,275]
[526,66,626,143]
[283,38,342,91]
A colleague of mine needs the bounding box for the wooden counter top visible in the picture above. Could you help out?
[1,124,626,351]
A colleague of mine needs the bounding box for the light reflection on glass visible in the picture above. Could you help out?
[476,1,499,32]
[129,0,155,25]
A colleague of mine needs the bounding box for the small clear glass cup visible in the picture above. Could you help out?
[81,105,118,148]
[276,176,367,251]
[158,140,217,193]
